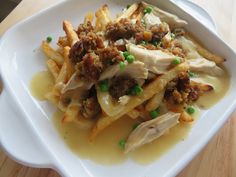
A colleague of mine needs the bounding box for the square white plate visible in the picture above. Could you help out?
[1,0,236,177]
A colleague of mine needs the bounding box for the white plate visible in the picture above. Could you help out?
[0,0,236,177]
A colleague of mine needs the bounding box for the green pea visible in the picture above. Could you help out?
[152,40,160,47]
[188,71,195,77]
[126,55,135,63]
[150,108,160,119]
[119,61,126,70]
[186,106,195,115]
[140,41,147,45]
[131,85,143,95]
[172,57,181,65]
[46,36,52,43]
[144,7,153,14]
[123,51,130,58]
[99,80,109,92]
[119,139,126,149]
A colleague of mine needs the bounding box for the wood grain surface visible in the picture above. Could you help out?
[0,0,236,177]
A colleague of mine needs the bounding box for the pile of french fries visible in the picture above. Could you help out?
[41,2,225,141]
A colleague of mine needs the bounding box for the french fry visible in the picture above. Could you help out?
[50,93,69,112]
[63,100,94,128]
[115,3,139,22]
[179,111,193,122]
[190,80,214,93]
[145,90,165,111]
[62,102,80,123]
[185,32,225,64]
[90,62,189,140]
[84,12,94,23]
[95,4,112,31]
[131,4,144,20]
[74,114,94,129]
[42,41,64,65]
[165,101,184,113]
[127,109,140,119]
[56,62,68,84]
[45,92,60,107]
[63,46,75,79]
[57,36,70,47]
[51,82,64,97]
[63,20,79,46]
[47,59,60,79]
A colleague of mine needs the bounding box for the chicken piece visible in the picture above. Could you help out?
[141,2,187,29]
[125,112,180,153]
[187,58,224,76]
[177,36,201,59]
[126,109,140,119]
[118,95,131,105]
[61,71,93,93]
[99,60,148,81]
[58,71,94,109]
[176,36,225,74]
[143,13,162,29]
[147,71,157,80]
[161,31,172,48]
[176,36,225,65]
[127,43,182,74]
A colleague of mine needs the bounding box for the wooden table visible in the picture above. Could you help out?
[0,0,236,177]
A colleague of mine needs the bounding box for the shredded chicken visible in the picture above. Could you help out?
[177,36,201,59]
[161,31,172,48]
[142,2,187,29]
[127,43,182,74]
[125,112,180,153]
[61,71,93,93]
[99,60,148,81]
[143,13,162,29]
[118,95,131,105]
[187,58,224,76]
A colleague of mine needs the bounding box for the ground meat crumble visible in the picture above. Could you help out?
[106,18,144,41]
[109,75,137,100]
[164,72,199,105]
